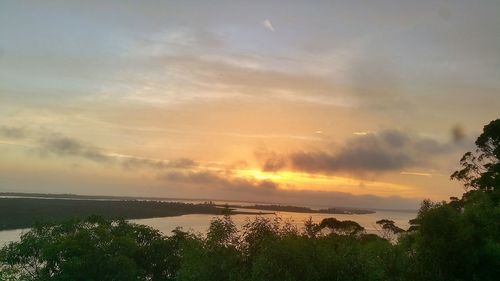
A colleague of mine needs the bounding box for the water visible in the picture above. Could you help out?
[0,228,28,245]
[131,209,416,236]
[0,208,417,246]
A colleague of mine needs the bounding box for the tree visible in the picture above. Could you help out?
[0,216,179,281]
[400,118,500,281]
[177,215,244,281]
[375,219,405,240]
[451,119,500,193]
[399,194,500,281]
[303,216,321,238]
[319,218,365,236]
[206,214,239,247]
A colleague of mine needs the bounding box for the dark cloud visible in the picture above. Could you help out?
[0,126,27,139]
[290,148,413,174]
[259,130,460,175]
[266,189,420,210]
[162,170,278,194]
[451,125,466,143]
[254,148,286,172]
[38,135,111,163]
[37,134,198,171]
[122,157,197,170]
[160,169,419,209]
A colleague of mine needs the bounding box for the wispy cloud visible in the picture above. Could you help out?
[162,170,278,194]
[400,171,432,177]
[1,127,200,171]
[0,126,27,139]
[38,134,112,163]
[130,54,354,107]
[36,134,202,171]
[262,19,275,32]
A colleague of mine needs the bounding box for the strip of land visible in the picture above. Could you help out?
[0,198,269,231]
[222,204,375,215]
[0,193,376,231]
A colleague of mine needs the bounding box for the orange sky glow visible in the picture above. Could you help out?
[1,1,499,209]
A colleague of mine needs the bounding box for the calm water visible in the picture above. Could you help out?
[130,209,417,236]
[0,208,417,246]
[0,196,417,246]
[0,229,27,246]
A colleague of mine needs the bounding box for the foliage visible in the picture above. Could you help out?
[376,219,405,240]
[177,215,244,281]
[401,192,500,281]
[451,119,500,193]
[318,218,365,236]
[0,216,182,281]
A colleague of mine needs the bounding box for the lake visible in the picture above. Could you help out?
[0,206,417,246]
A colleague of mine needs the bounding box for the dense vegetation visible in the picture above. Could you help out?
[0,198,265,230]
[1,119,499,280]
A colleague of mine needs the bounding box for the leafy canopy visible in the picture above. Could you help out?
[451,119,500,193]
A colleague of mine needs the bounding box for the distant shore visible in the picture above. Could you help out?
[0,192,378,231]
[219,204,376,215]
[0,197,269,231]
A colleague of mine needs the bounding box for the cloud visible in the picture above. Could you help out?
[122,157,197,170]
[162,170,278,194]
[118,53,354,107]
[451,125,466,143]
[38,135,112,163]
[267,189,420,210]
[0,126,27,139]
[262,19,275,32]
[35,133,199,171]
[254,148,286,172]
[160,169,419,209]
[258,129,462,175]
[400,171,432,177]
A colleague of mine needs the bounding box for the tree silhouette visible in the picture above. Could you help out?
[376,219,404,240]
[319,218,364,236]
[451,119,500,193]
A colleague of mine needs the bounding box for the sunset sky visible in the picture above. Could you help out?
[1,0,499,209]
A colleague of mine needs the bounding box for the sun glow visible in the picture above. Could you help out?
[234,169,418,197]
[235,169,284,181]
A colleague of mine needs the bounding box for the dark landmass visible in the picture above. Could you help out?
[318,207,375,214]
[0,198,270,231]
[221,204,376,214]
[0,192,195,202]
[1,193,390,213]
[0,192,278,205]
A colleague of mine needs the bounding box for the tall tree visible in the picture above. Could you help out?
[451,119,500,193]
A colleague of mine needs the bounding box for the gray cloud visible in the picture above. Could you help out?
[259,130,463,175]
[38,135,112,163]
[266,189,420,210]
[122,157,197,170]
[451,125,466,143]
[118,54,353,107]
[162,170,278,194]
[35,133,199,171]
[254,148,286,172]
[0,126,27,139]
[160,169,419,209]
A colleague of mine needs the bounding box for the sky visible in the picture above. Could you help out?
[1,0,499,209]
